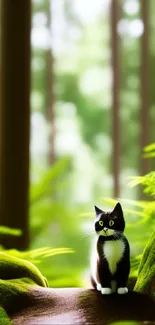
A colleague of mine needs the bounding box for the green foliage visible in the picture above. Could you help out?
[0,227,21,237]
[126,146,155,277]
[2,247,74,265]
[0,251,51,322]
[143,143,155,158]
[0,277,38,323]
[0,307,11,325]
[111,322,139,325]
[129,172,155,197]
[0,252,48,287]
[0,246,75,289]
[129,143,155,197]
[134,229,155,298]
[0,248,76,322]
[29,157,87,287]
[30,156,71,204]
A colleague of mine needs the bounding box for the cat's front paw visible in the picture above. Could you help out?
[117,287,128,294]
[101,288,112,295]
[96,283,101,291]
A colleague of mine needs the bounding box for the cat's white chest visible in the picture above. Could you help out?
[103,240,125,274]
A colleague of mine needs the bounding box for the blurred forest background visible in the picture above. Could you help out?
[0,0,155,288]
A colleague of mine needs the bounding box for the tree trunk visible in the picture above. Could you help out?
[140,0,150,176]
[111,0,121,198]
[0,0,31,249]
[46,0,55,166]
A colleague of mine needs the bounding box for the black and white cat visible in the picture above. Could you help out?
[91,202,130,295]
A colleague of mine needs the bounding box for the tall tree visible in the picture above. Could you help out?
[0,0,31,249]
[46,0,55,165]
[140,0,150,175]
[111,0,121,198]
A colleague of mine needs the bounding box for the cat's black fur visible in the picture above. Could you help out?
[91,202,130,294]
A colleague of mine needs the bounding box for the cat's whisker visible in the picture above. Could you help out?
[80,232,94,240]
[80,232,95,250]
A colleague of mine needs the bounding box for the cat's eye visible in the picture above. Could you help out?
[109,220,114,227]
[99,220,103,226]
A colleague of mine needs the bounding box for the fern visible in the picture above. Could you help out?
[143,142,155,158]
[0,226,22,236]
[30,156,71,204]
[0,247,74,265]
[129,172,155,197]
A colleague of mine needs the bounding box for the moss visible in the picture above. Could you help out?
[134,229,155,298]
[0,278,31,312]
[0,307,12,325]
[0,252,48,288]
[111,322,139,325]
[0,252,48,321]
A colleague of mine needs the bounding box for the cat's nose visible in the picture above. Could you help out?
[104,227,108,233]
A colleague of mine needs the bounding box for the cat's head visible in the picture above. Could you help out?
[94,202,125,238]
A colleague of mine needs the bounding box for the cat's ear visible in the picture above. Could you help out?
[94,205,103,216]
[112,202,124,218]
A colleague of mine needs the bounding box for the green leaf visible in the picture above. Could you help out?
[143,151,155,158]
[143,143,155,158]
[144,142,155,152]
[111,321,140,325]
[3,247,74,264]
[0,226,22,236]
[128,176,145,188]
[128,173,155,197]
